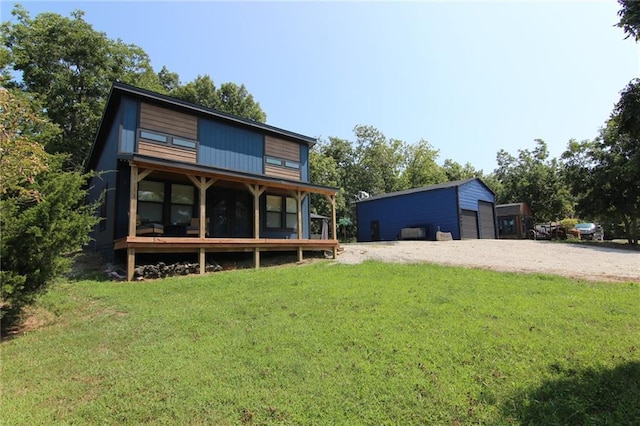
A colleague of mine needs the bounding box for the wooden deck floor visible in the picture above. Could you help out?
[114,236,339,252]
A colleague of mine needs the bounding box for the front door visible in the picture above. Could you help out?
[208,191,252,237]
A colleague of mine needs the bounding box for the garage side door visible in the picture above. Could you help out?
[461,209,478,239]
[478,201,496,239]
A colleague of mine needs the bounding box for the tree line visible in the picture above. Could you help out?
[1,2,638,331]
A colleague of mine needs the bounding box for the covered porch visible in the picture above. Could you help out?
[117,156,340,280]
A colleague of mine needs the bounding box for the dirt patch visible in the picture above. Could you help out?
[334,240,640,282]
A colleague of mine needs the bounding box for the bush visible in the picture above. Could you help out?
[0,163,100,333]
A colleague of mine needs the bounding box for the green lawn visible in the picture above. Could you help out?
[2,261,639,425]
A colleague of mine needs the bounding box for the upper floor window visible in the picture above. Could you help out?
[265,156,300,170]
[138,129,198,151]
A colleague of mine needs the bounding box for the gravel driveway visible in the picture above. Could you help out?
[335,240,640,282]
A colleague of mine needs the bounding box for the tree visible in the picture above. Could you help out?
[442,159,481,182]
[171,75,266,122]
[0,88,100,333]
[0,88,56,199]
[401,140,447,188]
[1,5,163,168]
[494,140,573,222]
[309,138,354,240]
[350,125,407,196]
[617,0,640,41]
[216,82,266,122]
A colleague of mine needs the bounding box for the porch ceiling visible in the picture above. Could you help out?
[122,154,338,196]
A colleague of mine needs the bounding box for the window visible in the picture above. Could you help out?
[265,195,298,230]
[286,197,297,229]
[170,184,194,225]
[265,157,283,166]
[138,129,198,150]
[172,138,197,149]
[138,181,164,224]
[499,217,516,235]
[140,130,168,143]
[284,161,300,169]
[266,195,282,228]
[137,181,195,225]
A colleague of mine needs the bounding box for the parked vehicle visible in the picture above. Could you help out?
[573,223,604,241]
[529,224,567,240]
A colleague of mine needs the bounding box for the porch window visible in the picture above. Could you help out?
[170,184,194,225]
[138,180,164,223]
[265,195,297,230]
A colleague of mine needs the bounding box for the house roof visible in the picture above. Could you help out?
[496,202,531,217]
[86,82,317,171]
[355,178,495,203]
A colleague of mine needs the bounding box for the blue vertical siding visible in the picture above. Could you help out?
[300,145,309,182]
[356,188,460,241]
[458,180,495,210]
[198,118,263,173]
[87,102,124,254]
[119,98,138,153]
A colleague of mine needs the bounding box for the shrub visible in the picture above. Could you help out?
[0,162,100,333]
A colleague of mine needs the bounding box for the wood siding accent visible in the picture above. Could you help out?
[138,140,196,163]
[140,103,197,139]
[265,136,300,161]
[264,163,301,180]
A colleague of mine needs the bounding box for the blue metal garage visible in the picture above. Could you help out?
[355,178,497,241]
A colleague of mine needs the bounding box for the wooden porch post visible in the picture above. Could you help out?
[129,165,138,238]
[292,191,308,262]
[188,175,216,274]
[245,183,266,268]
[127,165,152,280]
[324,194,338,259]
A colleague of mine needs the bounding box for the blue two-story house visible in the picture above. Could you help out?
[86,83,339,280]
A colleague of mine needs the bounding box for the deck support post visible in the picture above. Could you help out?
[297,246,303,263]
[127,248,135,281]
[254,248,260,268]
[199,248,206,274]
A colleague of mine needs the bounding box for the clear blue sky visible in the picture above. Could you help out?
[2,1,638,172]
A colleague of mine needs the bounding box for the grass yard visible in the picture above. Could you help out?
[2,261,639,425]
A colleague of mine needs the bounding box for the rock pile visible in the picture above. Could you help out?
[133,261,223,280]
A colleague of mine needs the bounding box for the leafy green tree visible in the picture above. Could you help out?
[0,88,100,333]
[157,65,181,93]
[309,138,355,240]
[171,75,219,109]
[617,0,640,41]
[442,159,482,181]
[1,5,163,168]
[1,88,57,199]
[494,140,573,222]
[171,75,266,122]
[216,82,266,122]
[402,140,447,188]
[350,125,407,196]
[563,94,640,245]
